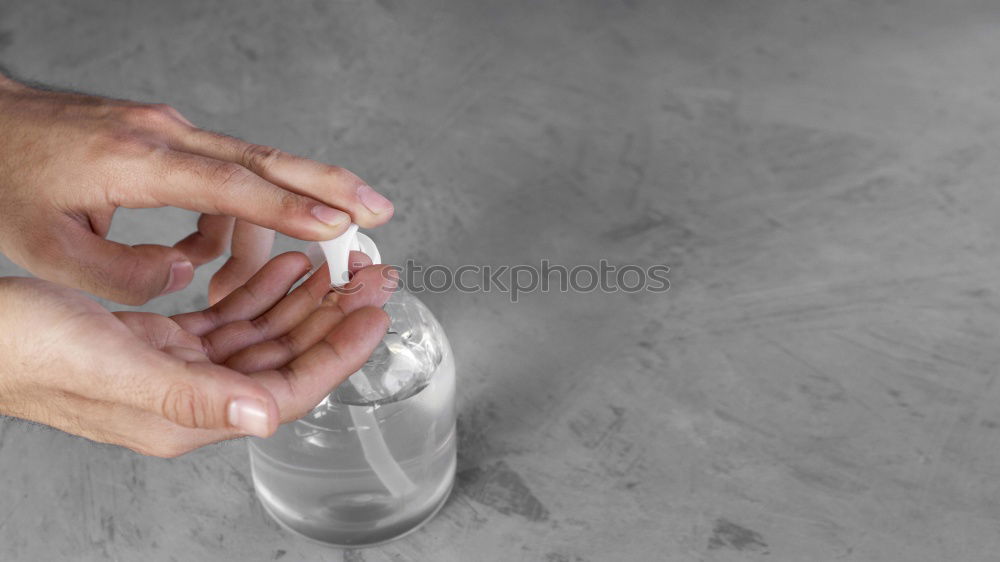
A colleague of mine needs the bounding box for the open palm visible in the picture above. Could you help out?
[0,251,394,457]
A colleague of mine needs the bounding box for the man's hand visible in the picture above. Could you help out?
[0,251,395,457]
[0,74,394,305]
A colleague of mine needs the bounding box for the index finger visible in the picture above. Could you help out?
[172,130,394,228]
[137,149,354,241]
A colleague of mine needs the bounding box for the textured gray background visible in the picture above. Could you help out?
[2,0,1000,560]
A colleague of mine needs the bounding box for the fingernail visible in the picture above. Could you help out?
[311,205,350,227]
[357,184,393,214]
[227,397,270,437]
[162,261,194,296]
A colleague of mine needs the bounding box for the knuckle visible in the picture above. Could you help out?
[205,234,229,257]
[195,230,229,260]
[210,162,252,193]
[121,103,176,128]
[321,164,353,184]
[275,366,306,419]
[199,333,218,361]
[277,190,305,214]
[84,247,155,306]
[115,258,155,304]
[161,381,207,429]
[148,102,176,115]
[241,144,284,173]
[276,332,300,354]
[250,314,272,337]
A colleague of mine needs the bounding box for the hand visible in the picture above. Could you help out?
[0,73,394,305]
[0,251,396,457]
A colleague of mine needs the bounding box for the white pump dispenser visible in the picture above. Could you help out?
[316,224,416,497]
[318,223,381,287]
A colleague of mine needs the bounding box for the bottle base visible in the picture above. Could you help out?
[256,479,455,549]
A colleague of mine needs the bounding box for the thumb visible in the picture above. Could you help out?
[88,348,281,438]
[152,359,280,437]
[62,229,195,305]
[59,316,281,437]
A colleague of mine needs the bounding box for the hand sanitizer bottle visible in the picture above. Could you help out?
[247,225,456,546]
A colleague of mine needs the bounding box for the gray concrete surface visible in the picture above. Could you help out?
[1,0,1000,560]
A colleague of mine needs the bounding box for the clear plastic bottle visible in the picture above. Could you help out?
[248,288,456,546]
